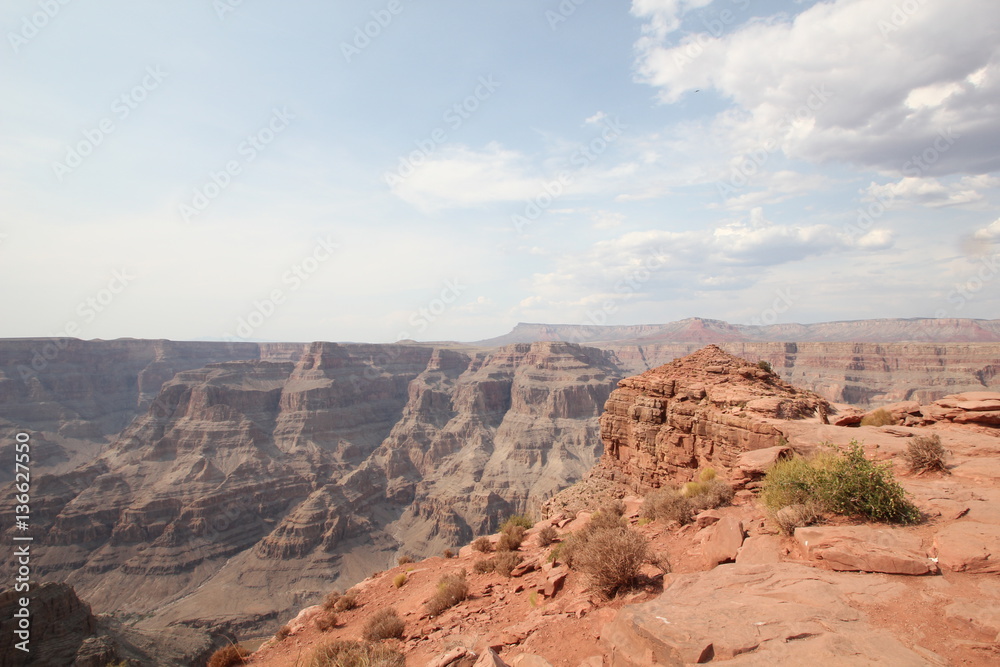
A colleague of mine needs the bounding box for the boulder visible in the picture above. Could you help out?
[794,526,937,575]
[474,648,510,667]
[735,535,784,564]
[945,600,1000,638]
[934,522,1000,574]
[735,446,792,476]
[703,517,745,567]
[601,563,931,666]
[509,655,554,667]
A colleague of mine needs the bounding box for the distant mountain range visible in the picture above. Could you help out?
[475,317,1000,346]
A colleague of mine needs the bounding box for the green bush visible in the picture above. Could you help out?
[861,407,895,427]
[761,441,920,524]
[307,640,405,667]
[757,360,773,373]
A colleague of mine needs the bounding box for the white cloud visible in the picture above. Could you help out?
[975,218,1000,241]
[864,175,1000,208]
[388,143,544,210]
[584,111,608,125]
[633,0,1000,176]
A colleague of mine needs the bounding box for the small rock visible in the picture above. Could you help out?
[509,655,554,667]
[703,517,745,567]
[695,510,723,528]
[473,648,510,667]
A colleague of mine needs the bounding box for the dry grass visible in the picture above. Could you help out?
[905,434,949,474]
[472,536,493,553]
[640,489,694,525]
[492,552,522,577]
[322,590,342,612]
[276,624,291,640]
[496,524,526,552]
[773,502,822,536]
[573,524,649,599]
[362,608,405,641]
[315,611,338,632]
[472,558,495,574]
[392,572,407,588]
[396,555,413,566]
[334,591,358,612]
[207,644,249,667]
[443,548,454,558]
[306,639,405,667]
[536,525,558,547]
[861,407,896,427]
[425,571,468,616]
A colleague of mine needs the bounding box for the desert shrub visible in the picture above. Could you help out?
[861,407,896,427]
[905,434,948,474]
[688,478,735,511]
[772,502,822,536]
[496,524,526,552]
[473,558,495,574]
[757,360,773,373]
[761,441,920,524]
[276,624,291,640]
[322,590,342,612]
[334,591,358,612]
[396,555,413,566]
[493,551,522,577]
[640,488,694,525]
[307,639,405,667]
[315,610,338,632]
[392,572,407,588]
[501,514,534,531]
[425,571,468,616]
[472,536,493,553]
[443,548,454,558]
[207,644,249,667]
[699,467,717,482]
[650,551,672,574]
[536,525,558,547]
[573,524,649,599]
[362,608,405,641]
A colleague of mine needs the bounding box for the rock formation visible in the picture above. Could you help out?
[866,391,1000,428]
[594,345,829,489]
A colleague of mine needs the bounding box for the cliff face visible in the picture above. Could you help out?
[9,341,618,637]
[595,345,829,489]
[605,341,1000,405]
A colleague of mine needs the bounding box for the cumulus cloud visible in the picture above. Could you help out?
[863,175,1000,208]
[633,0,1000,176]
[975,218,1000,241]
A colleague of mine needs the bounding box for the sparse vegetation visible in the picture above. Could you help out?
[473,558,495,574]
[501,514,534,531]
[761,441,920,524]
[861,407,896,427]
[640,471,733,525]
[492,551,522,577]
[322,590,342,612]
[772,502,822,536]
[536,525,558,546]
[362,607,405,641]
[496,524,526,552]
[276,624,291,640]
[573,523,649,599]
[757,360,773,373]
[396,555,413,566]
[472,536,493,553]
[443,548,454,558]
[333,590,358,612]
[905,433,949,474]
[307,639,405,667]
[425,571,469,616]
[315,610,338,632]
[392,572,407,588]
[207,644,249,667]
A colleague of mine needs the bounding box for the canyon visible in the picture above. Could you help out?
[1,318,999,663]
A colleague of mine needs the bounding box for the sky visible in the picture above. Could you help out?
[1,0,999,344]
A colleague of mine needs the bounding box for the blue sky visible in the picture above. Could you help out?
[2,0,998,343]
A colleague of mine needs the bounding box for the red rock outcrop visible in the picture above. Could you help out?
[595,345,829,489]
[862,391,1000,428]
